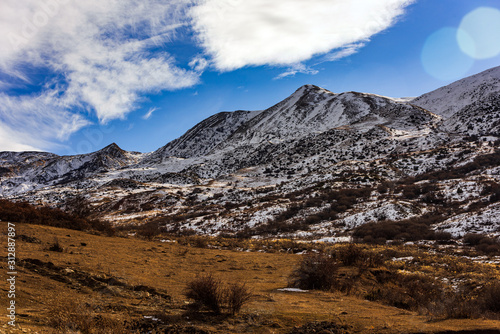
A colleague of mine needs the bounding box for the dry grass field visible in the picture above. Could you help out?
[2,221,500,333]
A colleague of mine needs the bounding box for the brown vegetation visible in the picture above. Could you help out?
[3,222,500,333]
[0,198,113,234]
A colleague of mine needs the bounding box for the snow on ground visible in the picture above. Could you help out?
[339,201,418,228]
[439,179,485,202]
[313,236,353,243]
[277,288,309,292]
[246,206,287,228]
[434,202,500,237]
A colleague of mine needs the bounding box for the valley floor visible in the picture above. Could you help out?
[1,222,500,333]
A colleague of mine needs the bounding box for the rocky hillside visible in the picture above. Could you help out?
[1,66,499,241]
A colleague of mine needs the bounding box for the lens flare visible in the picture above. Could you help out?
[457,7,500,59]
[421,27,474,81]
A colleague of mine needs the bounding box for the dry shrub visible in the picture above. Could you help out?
[426,293,476,320]
[365,271,445,312]
[47,238,64,252]
[464,233,485,246]
[0,198,114,234]
[427,282,500,319]
[47,297,126,333]
[464,233,500,255]
[289,253,338,290]
[190,236,209,248]
[333,243,364,266]
[136,221,161,240]
[479,281,500,314]
[226,283,253,315]
[185,274,224,314]
[330,244,386,269]
[353,213,444,244]
[184,274,252,315]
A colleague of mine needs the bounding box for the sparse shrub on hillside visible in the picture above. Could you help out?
[463,233,485,246]
[434,231,453,243]
[47,238,64,252]
[412,149,500,182]
[353,213,445,244]
[353,220,432,243]
[185,274,224,314]
[464,233,500,255]
[184,274,252,315]
[427,282,500,320]
[333,243,364,266]
[226,283,253,315]
[377,181,393,194]
[332,244,386,268]
[289,253,338,290]
[47,297,126,334]
[254,218,309,236]
[364,270,448,313]
[479,281,500,314]
[136,221,162,240]
[482,181,500,203]
[63,195,93,219]
[0,199,114,235]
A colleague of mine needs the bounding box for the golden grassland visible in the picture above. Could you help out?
[1,222,500,333]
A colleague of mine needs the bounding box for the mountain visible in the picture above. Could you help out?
[411,66,500,119]
[146,109,261,162]
[0,143,142,196]
[1,66,499,241]
[217,85,440,149]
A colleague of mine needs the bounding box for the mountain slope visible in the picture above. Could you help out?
[0,143,142,196]
[412,65,500,118]
[443,93,500,136]
[217,85,440,152]
[146,109,262,162]
[1,67,499,241]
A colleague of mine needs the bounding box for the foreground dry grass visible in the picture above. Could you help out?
[1,222,500,333]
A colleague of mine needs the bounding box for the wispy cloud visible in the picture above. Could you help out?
[190,0,414,71]
[274,63,319,80]
[142,107,158,120]
[0,0,199,151]
[0,91,89,151]
[324,43,366,62]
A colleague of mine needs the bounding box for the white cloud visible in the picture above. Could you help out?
[274,63,319,80]
[0,0,200,150]
[324,43,366,62]
[189,56,209,73]
[0,0,415,152]
[0,91,89,151]
[0,126,42,152]
[190,0,414,71]
[142,107,158,120]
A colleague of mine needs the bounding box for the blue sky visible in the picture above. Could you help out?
[1,0,500,155]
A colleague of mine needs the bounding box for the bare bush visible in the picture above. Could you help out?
[289,253,338,290]
[334,243,364,266]
[185,274,224,314]
[48,238,64,252]
[226,283,253,315]
[479,281,500,314]
[48,297,126,334]
[184,274,252,315]
[464,233,500,255]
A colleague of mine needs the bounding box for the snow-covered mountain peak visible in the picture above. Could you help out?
[95,142,129,159]
[294,84,336,96]
[412,66,500,118]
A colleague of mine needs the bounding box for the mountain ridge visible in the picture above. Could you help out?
[1,66,499,240]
